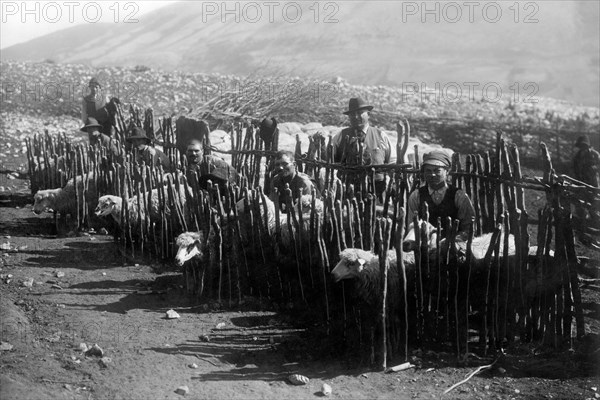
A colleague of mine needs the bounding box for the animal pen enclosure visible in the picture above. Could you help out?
[26,111,596,367]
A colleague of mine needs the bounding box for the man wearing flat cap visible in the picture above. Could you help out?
[332,97,394,201]
[573,135,600,225]
[406,150,475,242]
[127,127,172,169]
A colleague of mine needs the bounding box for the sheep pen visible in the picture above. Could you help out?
[25,113,591,366]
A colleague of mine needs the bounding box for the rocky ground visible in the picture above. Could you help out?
[1,198,599,400]
[1,61,599,399]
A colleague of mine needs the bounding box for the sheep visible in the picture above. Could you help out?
[94,195,129,226]
[402,219,528,262]
[174,230,218,296]
[175,231,205,266]
[235,194,324,247]
[94,179,192,228]
[332,225,549,349]
[95,194,158,227]
[32,172,98,216]
[331,248,414,310]
[331,247,416,357]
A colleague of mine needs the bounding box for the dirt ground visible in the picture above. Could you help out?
[0,188,599,400]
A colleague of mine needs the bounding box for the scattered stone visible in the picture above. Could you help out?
[215,322,226,329]
[17,245,27,251]
[0,242,11,250]
[101,272,106,276]
[55,271,65,278]
[497,367,506,374]
[78,343,88,352]
[51,284,63,290]
[515,389,520,394]
[85,344,104,357]
[287,374,309,385]
[46,333,61,342]
[21,278,34,287]
[14,299,24,305]
[64,384,73,391]
[387,362,415,373]
[188,363,198,369]
[199,335,210,342]
[99,357,112,368]
[166,309,180,319]
[99,228,108,235]
[175,386,189,395]
[0,342,14,351]
[321,383,332,396]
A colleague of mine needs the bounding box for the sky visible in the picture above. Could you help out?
[0,0,172,49]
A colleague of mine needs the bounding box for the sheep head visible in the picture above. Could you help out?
[331,248,376,283]
[32,190,56,214]
[95,195,120,217]
[175,232,204,266]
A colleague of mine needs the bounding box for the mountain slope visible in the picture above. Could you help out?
[2,1,598,107]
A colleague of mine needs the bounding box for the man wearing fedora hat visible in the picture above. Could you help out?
[81,117,120,160]
[573,135,600,225]
[405,150,475,243]
[127,127,172,169]
[185,139,239,193]
[332,97,394,201]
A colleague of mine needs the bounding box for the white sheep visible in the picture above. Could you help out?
[94,180,192,228]
[402,219,529,262]
[32,172,98,217]
[175,231,205,266]
[235,195,324,247]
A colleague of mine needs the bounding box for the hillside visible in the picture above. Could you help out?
[2,1,599,107]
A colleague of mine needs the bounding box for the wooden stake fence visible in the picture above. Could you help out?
[27,113,593,363]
